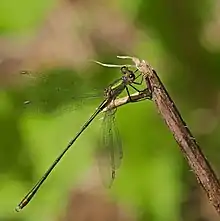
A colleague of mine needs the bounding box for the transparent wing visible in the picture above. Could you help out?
[18,69,103,114]
[98,108,123,188]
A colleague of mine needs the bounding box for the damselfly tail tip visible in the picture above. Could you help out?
[15,205,22,212]
[15,198,29,212]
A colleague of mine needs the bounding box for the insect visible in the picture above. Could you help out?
[16,66,146,212]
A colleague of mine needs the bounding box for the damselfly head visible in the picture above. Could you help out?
[128,72,135,81]
[121,67,136,84]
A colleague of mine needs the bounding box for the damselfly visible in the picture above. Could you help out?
[16,66,146,212]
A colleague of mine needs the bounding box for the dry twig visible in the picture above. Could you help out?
[117,56,220,215]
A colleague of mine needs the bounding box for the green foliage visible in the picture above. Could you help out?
[0,0,56,33]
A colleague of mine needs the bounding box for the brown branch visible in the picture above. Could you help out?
[117,56,220,215]
[124,57,220,215]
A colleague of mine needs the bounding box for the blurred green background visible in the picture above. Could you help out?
[0,0,220,220]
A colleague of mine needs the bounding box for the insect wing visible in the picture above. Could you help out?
[98,109,123,187]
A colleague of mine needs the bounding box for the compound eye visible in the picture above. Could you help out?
[129,73,135,80]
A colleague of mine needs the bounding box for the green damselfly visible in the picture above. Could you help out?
[16,66,146,212]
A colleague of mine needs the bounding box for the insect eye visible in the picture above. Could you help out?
[129,73,135,79]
